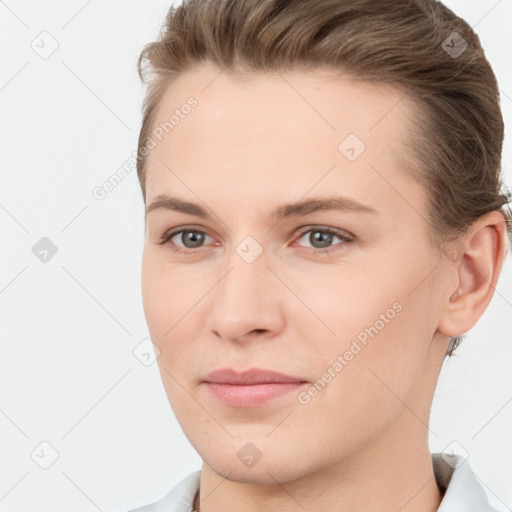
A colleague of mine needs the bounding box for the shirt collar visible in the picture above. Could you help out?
[432,452,498,511]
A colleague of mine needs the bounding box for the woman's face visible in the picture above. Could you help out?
[141,62,451,483]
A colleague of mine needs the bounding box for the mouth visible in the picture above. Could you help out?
[202,367,308,407]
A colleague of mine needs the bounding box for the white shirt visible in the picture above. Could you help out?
[128,453,500,511]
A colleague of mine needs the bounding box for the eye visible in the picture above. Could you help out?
[158,225,354,255]
[292,226,354,253]
[159,227,215,253]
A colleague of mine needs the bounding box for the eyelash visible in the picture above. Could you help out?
[158,225,354,255]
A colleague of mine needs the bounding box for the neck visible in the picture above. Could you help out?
[193,418,443,512]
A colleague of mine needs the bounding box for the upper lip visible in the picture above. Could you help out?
[203,368,307,385]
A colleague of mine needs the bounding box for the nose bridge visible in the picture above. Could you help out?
[209,236,283,341]
[217,238,272,314]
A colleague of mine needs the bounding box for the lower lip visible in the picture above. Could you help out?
[204,382,306,407]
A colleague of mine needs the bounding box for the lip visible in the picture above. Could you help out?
[202,368,308,407]
[203,367,307,385]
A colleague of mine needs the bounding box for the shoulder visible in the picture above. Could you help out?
[432,452,501,512]
[127,470,201,512]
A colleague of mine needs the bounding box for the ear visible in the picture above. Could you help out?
[437,210,509,338]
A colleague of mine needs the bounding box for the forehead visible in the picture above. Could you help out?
[145,62,425,224]
[152,63,412,143]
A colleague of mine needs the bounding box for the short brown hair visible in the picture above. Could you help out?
[136,0,512,356]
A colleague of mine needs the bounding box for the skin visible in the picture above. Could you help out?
[140,61,508,512]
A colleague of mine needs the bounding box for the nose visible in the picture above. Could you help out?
[207,246,286,344]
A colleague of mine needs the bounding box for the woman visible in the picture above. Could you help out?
[129,0,511,510]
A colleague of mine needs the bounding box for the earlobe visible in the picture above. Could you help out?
[437,210,508,338]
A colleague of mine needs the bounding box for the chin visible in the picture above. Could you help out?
[207,457,308,485]
[197,437,316,486]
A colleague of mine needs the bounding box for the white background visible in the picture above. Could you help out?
[0,1,511,511]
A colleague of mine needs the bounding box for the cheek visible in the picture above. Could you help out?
[141,249,192,330]
[141,249,207,374]
[141,253,167,335]
[298,251,434,399]
[284,257,400,347]
[141,246,191,316]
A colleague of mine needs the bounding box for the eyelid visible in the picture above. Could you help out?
[293,225,354,242]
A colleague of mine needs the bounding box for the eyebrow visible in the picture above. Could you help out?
[145,194,378,222]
